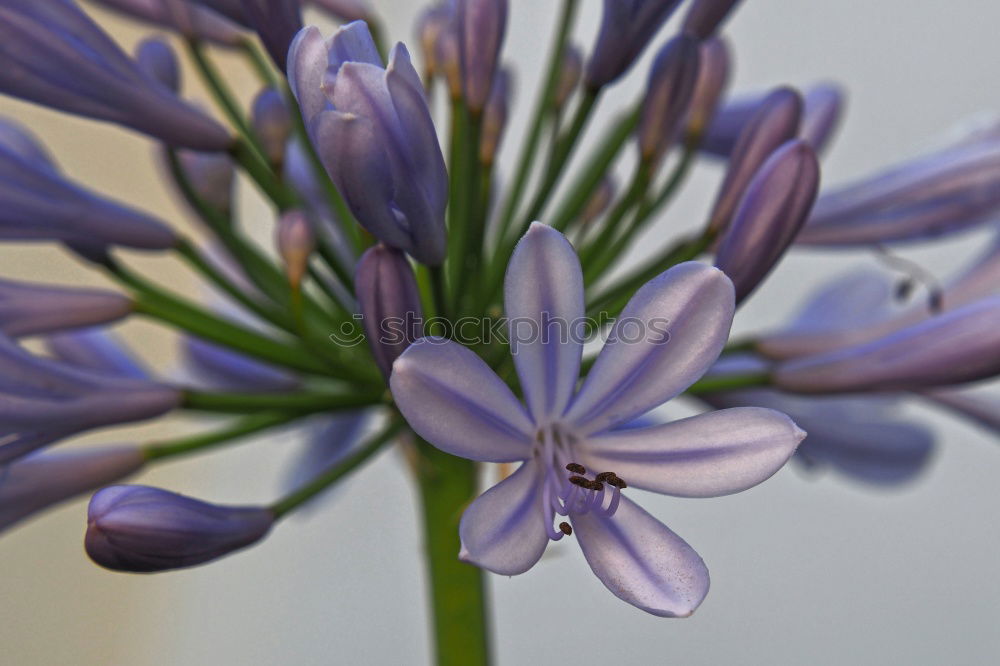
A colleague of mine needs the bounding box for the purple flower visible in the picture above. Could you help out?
[356,244,423,380]
[0,0,231,150]
[715,140,820,303]
[135,37,181,91]
[415,3,454,81]
[90,0,245,46]
[585,0,684,89]
[923,387,1000,435]
[85,485,274,572]
[705,87,802,233]
[480,67,512,166]
[183,336,302,393]
[251,88,292,166]
[552,44,583,108]
[638,34,701,163]
[456,0,508,112]
[1,445,145,533]
[681,0,744,39]
[283,411,369,503]
[0,116,176,253]
[275,209,316,288]
[310,0,371,22]
[0,278,133,338]
[798,125,1000,245]
[390,224,804,616]
[288,21,448,264]
[45,328,151,380]
[773,297,1000,394]
[172,148,236,214]
[703,355,935,486]
[238,0,303,71]
[0,332,180,464]
[685,38,730,136]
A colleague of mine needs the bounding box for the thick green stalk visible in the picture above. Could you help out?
[143,411,297,461]
[414,440,491,666]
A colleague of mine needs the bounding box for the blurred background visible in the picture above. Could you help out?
[1,1,998,664]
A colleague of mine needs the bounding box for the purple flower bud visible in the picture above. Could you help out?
[773,297,1000,394]
[581,175,617,225]
[284,411,368,504]
[134,37,181,92]
[0,117,177,251]
[0,278,133,338]
[480,67,512,166]
[46,328,151,380]
[681,0,743,39]
[173,148,236,214]
[436,16,463,100]
[183,336,302,392]
[800,83,845,154]
[552,44,583,108]
[415,4,454,80]
[706,87,802,233]
[798,131,1000,246]
[715,140,820,303]
[685,38,729,136]
[190,0,246,24]
[288,22,448,264]
[0,446,145,533]
[456,0,508,112]
[238,0,303,71]
[0,0,231,150]
[0,332,180,464]
[310,0,371,22]
[355,244,423,379]
[638,34,701,163]
[585,0,684,89]
[91,0,245,46]
[252,88,292,166]
[923,388,1000,435]
[276,210,316,287]
[85,485,274,572]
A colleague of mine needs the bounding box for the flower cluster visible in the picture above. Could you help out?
[0,0,997,661]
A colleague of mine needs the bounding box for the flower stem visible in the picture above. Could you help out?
[143,411,297,461]
[181,389,386,414]
[414,440,492,666]
[685,372,771,395]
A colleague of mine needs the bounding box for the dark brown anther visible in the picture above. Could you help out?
[559,522,573,536]
[587,480,604,492]
[607,475,627,489]
[565,462,586,475]
[568,475,589,487]
[594,472,614,483]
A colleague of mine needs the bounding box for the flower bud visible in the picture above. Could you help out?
[0,446,145,533]
[355,244,424,379]
[436,18,463,100]
[706,87,802,233]
[715,140,820,303]
[310,0,371,22]
[183,336,302,392]
[585,0,684,89]
[175,149,236,214]
[685,38,730,137]
[46,328,150,380]
[416,4,454,80]
[580,176,617,225]
[681,0,744,39]
[238,0,303,71]
[252,88,292,166]
[480,68,512,166]
[276,210,316,288]
[552,45,583,108]
[801,83,845,154]
[0,278,133,338]
[638,34,701,163]
[457,0,508,113]
[134,37,180,92]
[92,0,245,47]
[773,297,1000,394]
[85,485,274,572]
[923,388,1000,435]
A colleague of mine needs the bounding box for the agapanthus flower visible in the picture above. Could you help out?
[85,485,274,572]
[681,0,744,39]
[0,0,231,150]
[480,67,511,166]
[637,34,701,164]
[288,21,448,264]
[0,332,180,464]
[455,0,508,113]
[685,37,730,136]
[45,327,151,380]
[552,44,583,108]
[252,88,293,166]
[922,387,1000,435]
[238,0,303,71]
[310,0,371,22]
[0,278,133,338]
[391,224,805,617]
[90,0,245,46]
[0,445,145,533]
[797,122,1000,245]
[135,36,181,91]
[585,0,684,89]
[183,335,302,393]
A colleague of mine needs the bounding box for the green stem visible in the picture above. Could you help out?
[414,440,491,666]
[239,38,280,87]
[143,411,297,461]
[445,100,473,309]
[270,417,402,519]
[229,139,297,210]
[493,0,579,242]
[685,372,771,395]
[182,389,385,414]
[579,162,652,282]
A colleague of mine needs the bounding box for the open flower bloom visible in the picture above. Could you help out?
[0,0,231,150]
[288,21,448,264]
[391,224,805,617]
[0,332,180,464]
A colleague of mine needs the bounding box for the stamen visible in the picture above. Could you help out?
[607,475,627,489]
[565,462,586,474]
[568,475,589,487]
[594,472,614,483]
[559,522,573,536]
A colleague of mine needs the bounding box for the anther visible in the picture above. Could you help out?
[565,462,586,475]
[568,475,589,487]
[559,522,573,536]
[587,480,604,492]
[594,472,614,483]
[607,475,627,489]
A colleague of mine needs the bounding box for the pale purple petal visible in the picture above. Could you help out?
[567,263,735,435]
[571,496,709,618]
[390,337,534,462]
[458,461,548,575]
[504,223,584,422]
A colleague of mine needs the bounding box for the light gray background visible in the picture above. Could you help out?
[1,1,998,664]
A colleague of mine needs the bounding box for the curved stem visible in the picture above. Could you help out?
[143,411,297,461]
[182,389,385,414]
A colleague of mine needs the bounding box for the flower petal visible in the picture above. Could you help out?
[567,262,734,434]
[504,223,585,422]
[571,496,709,618]
[390,337,533,462]
[458,461,548,575]
[579,407,805,498]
